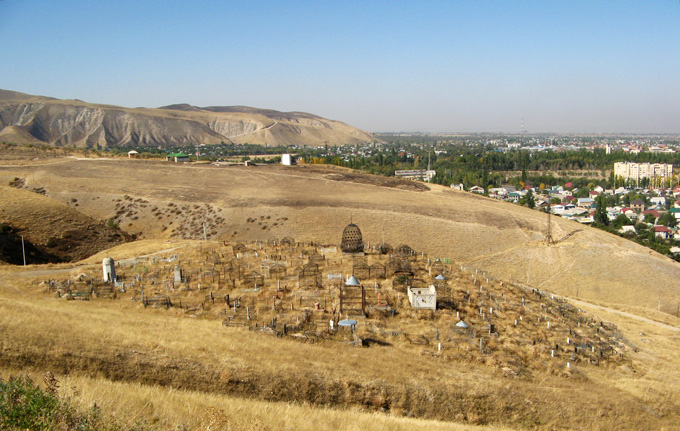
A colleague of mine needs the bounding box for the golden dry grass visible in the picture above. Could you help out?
[1,369,511,431]
[1,157,679,313]
[0,272,678,430]
[1,156,680,429]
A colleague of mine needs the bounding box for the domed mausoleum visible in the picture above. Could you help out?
[341,222,364,254]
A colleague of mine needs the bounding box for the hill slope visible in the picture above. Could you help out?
[0,89,373,148]
[0,157,678,313]
[0,185,130,262]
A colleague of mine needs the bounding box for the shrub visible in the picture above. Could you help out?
[0,375,59,430]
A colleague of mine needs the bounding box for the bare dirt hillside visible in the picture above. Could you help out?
[0,89,373,148]
[0,156,678,314]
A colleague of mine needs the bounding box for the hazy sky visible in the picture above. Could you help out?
[1,1,679,133]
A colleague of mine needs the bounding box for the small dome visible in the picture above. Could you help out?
[341,223,363,253]
[345,275,361,286]
[456,320,469,328]
[435,274,446,280]
[338,319,358,327]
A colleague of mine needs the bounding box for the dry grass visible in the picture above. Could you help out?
[1,369,511,431]
[0,185,129,262]
[1,157,680,429]
[0,281,678,430]
[1,157,679,314]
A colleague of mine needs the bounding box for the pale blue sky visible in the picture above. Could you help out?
[1,1,679,133]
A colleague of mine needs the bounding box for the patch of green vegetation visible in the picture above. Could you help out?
[106,218,120,230]
[0,374,156,431]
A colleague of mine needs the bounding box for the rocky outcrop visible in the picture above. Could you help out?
[0,89,374,147]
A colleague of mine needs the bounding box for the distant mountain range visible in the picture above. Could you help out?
[0,89,373,148]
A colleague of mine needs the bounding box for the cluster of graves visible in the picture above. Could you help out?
[41,238,633,375]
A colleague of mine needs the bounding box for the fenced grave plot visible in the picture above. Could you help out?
[307,253,325,265]
[92,286,117,299]
[280,236,295,247]
[267,263,287,279]
[352,262,370,279]
[387,258,413,278]
[243,272,265,288]
[143,296,171,308]
[294,290,330,311]
[339,285,366,316]
[369,263,386,279]
[297,265,322,288]
[66,289,92,300]
[395,244,415,258]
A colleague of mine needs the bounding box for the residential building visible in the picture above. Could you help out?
[630,199,645,212]
[614,162,673,183]
[166,153,190,162]
[394,169,436,182]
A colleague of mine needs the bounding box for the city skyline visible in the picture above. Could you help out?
[1,1,678,134]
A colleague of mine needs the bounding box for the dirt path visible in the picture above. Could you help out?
[0,246,185,291]
[116,246,184,264]
[567,297,680,332]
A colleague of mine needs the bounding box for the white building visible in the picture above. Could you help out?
[102,257,116,283]
[281,154,296,166]
[407,285,437,310]
[614,162,673,183]
[394,169,436,182]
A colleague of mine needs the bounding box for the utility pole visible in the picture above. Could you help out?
[21,235,26,266]
[545,207,554,246]
[203,223,207,241]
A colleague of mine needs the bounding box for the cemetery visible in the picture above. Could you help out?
[40,224,634,376]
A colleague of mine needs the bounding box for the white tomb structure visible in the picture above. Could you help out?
[102,257,116,283]
[407,285,437,310]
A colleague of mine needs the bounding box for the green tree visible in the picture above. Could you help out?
[519,190,535,209]
[657,212,678,228]
[612,214,632,229]
[594,195,609,226]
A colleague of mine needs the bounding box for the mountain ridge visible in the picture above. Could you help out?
[0,89,373,148]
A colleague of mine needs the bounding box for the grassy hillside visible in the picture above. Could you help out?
[0,266,677,430]
[1,157,678,313]
[0,184,130,262]
[1,155,680,430]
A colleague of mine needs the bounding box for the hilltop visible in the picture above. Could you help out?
[0,89,374,148]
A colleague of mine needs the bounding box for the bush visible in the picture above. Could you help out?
[106,218,120,230]
[0,375,60,431]
[0,374,154,431]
